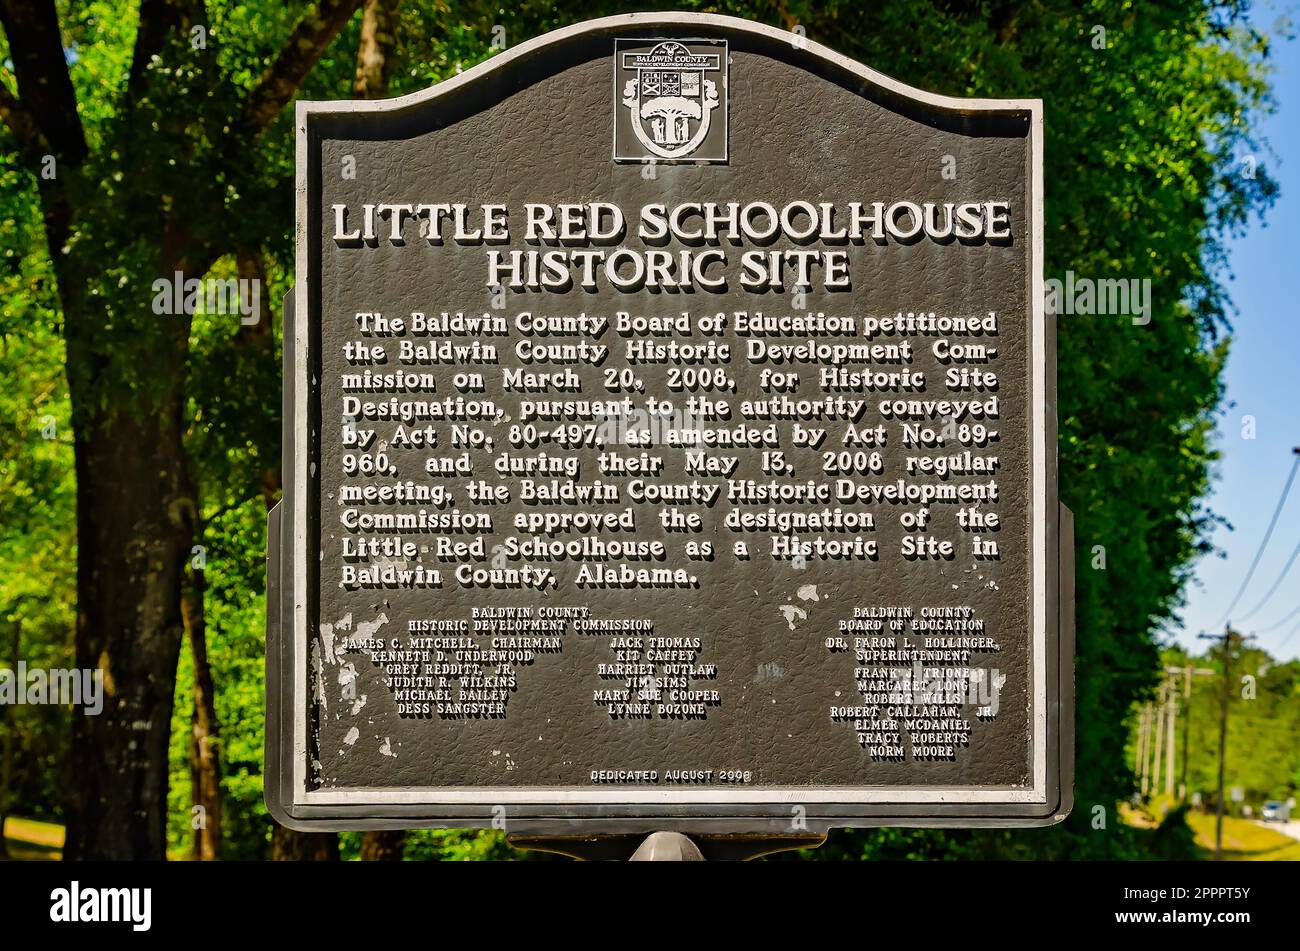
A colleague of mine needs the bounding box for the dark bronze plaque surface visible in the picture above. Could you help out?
[267,12,1069,835]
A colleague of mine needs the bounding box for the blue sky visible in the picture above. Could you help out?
[1175,1,1300,660]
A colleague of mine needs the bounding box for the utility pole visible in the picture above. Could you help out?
[1199,625,1244,861]
[1165,683,1177,798]
[1165,663,1214,801]
[1151,684,1166,798]
[1180,665,1191,801]
[1137,702,1152,797]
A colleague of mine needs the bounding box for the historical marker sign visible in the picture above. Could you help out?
[267,13,1072,836]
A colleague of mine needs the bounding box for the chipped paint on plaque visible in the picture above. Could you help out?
[356,612,389,640]
[779,604,806,630]
[319,622,336,667]
[311,641,326,712]
[338,661,357,699]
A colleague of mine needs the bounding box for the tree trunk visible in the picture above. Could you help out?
[182,556,222,860]
[353,0,400,98]
[63,364,193,860]
[0,620,17,859]
[271,823,340,861]
[360,829,406,861]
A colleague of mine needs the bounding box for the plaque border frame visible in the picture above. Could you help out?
[269,11,1071,834]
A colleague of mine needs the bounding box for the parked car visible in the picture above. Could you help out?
[1260,801,1290,822]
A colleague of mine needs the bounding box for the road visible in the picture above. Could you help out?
[1255,819,1300,841]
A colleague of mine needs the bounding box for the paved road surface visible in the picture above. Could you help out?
[1255,819,1300,841]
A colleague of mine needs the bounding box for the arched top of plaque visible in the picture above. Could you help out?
[297,12,1043,117]
[294,12,1041,151]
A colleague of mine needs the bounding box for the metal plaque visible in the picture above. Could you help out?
[266,12,1072,838]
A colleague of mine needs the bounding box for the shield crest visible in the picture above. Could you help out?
[615,39,726,161]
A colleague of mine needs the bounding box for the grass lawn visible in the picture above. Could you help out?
[1187,812,1300,861]
[0,816,64,861]
[1,816,197,861]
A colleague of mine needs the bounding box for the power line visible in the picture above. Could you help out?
[1214,452,1300,626]
[1257,600,1300,634]
[1235,537,1300,623]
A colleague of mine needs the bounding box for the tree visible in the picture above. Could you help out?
[640,96,700,146]
[0,0,367,860]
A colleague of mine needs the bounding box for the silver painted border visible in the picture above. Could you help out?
[288,11,1053,817]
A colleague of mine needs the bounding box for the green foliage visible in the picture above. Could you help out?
[0,154,76,823]
[339,829,520,861]
[167,498,274,859]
